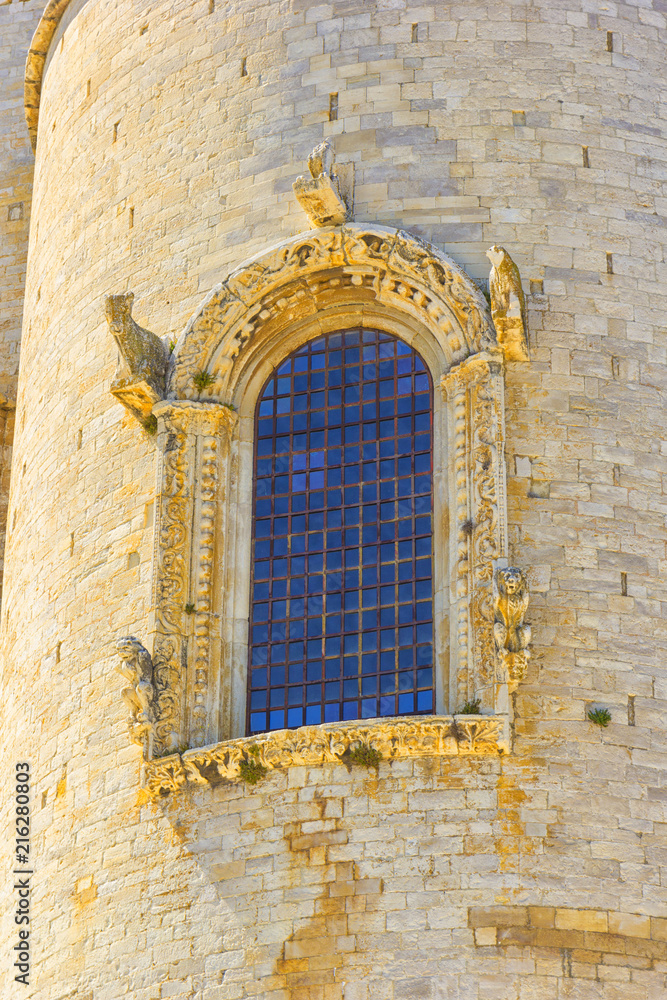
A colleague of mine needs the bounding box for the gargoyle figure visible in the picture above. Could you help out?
[293,139,352,227]
[485,245,529,362]
[116,636,156,745]
[493,567,531,690]
[105,292,170,422]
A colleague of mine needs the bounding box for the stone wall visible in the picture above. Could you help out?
[0,0,43,597]
[1,0,666,997]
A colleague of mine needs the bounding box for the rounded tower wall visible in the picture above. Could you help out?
[2,0,666,996]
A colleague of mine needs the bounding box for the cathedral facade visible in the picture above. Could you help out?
[1,1,666,997]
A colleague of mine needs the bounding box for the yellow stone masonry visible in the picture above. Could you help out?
[0,0,666,998]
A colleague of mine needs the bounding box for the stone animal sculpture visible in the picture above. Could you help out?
[105,292,170,421]
[116,636,156,745]
[293,140,351,227]
[493,566,531,690]
[485,245,529,361]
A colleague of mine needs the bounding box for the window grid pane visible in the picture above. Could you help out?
[247,328,434,735]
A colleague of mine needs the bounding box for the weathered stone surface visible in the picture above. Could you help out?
[1,0,666,998]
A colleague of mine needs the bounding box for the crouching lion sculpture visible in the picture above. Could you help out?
[116,636,156,746]
[493,567,531,691]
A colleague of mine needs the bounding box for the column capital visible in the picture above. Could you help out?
[153,399,238,437]
[440,350,504,398]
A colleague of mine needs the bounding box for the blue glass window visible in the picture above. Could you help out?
[247,329,434,734]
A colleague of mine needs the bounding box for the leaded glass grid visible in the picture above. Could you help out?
[247,328,434,735]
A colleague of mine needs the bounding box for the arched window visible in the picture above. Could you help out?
[247,328,434,735]
[148,226,510,762]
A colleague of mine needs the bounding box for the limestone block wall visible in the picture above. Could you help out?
[0,0,44,596]
[1,0,666,997]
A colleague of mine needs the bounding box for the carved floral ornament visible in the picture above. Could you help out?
[106,223,532,790]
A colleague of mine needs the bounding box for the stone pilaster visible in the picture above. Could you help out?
[442,352,508,714]
[150,400,238,752]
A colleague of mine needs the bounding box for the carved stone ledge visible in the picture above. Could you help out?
[143,715,509,799]
[169,224,495,400]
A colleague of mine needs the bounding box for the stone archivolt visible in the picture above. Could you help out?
[24,0,72,151]
[166,224,496,402]
[144,715,508,800]
[108,224,532,758]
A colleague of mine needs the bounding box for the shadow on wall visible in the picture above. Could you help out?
[154,757,455,999]
[147,753,527,999]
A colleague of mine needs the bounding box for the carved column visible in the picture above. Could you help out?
[441,352,508,714]
[150,400,238,753]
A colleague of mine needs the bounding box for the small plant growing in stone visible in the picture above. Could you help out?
[238,744,268,785]
[222,402,236,411]
[192,369,215,391]
[154,743,189,759]
[588,707,611,727]
[348,742,383,769]
[474,279,492,308]
[184,602,195,615]
[459,698,481,715]
[168,339,177,354]
[143,414,158,436]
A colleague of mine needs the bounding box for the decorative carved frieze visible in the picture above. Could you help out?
[105,293,169,423]
[116,636,156,754]
[144,715,508,799]
[441,354,508,713]
[486,245,529,362]
[493,567,531,692]
[167,224,495,400]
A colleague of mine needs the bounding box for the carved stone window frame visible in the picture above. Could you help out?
[147,224,514,762]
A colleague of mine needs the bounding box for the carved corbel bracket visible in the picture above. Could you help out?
[493,567,531,693]
[105,293,170,424]
[486,246,529,362]
[441,352,508,714]
[116,636,157,758]
[293,139,353,227]
[149,399,239,755]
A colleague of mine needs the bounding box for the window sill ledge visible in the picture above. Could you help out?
[144,715,510,800]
